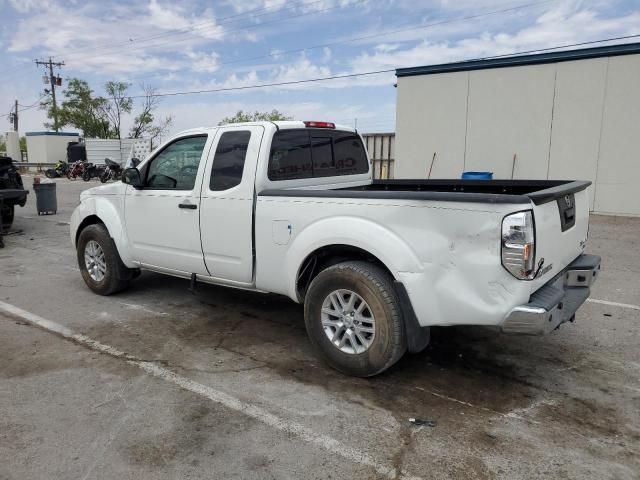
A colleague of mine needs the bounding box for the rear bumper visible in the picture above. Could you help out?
[501,254,601,335]
[0,188,28,207]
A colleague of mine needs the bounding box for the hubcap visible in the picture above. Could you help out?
[84,240,106,282]
[321,289,375,355]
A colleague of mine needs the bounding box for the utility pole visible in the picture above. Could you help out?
[35,57,64,132]
[8,100,18,132]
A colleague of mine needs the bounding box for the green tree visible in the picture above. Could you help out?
[104,81,133,140]
[219,109,291,125]
[43,79,168,140]
[43,78,111,137]
[129,84,173,146]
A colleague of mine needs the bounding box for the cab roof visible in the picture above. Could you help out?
[174,121,356,137]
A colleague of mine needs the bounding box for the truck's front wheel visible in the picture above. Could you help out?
[304,261,406,377]
[77,223,133,295]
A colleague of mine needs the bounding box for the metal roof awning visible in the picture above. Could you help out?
[396,42,640,77]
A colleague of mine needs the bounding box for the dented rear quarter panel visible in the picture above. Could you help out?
[255,195,535,327]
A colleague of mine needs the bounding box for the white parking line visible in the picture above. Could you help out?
[587,298,640,311]
[0,300,419,480]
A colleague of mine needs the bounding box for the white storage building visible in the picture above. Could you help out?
[25,131,79,165]
[394,42,640,216]
[85,138,152,166]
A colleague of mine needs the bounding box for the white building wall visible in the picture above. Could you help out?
[4,131,20,161]
[395,52,640,216]
[547,58,608,210]
[86,138,152,165]
[25,133,79,164]
[595,55,640,216]
[395,72,467,178]
[465,64,555,179]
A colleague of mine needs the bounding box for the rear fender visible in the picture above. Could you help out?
[284,216,422,301]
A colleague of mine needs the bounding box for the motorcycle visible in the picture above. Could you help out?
[44,160,69,179]
[82,163,105,182]
[66,160,86,180]
[100,158,123,183]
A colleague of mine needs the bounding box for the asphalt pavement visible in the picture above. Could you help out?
[1,177,638,479]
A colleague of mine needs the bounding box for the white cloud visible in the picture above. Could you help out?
[7,0,53,13]
[225,0,365,15]
[185,51,221,73]
[7,0,226,75]
[350,4,640,72]
[322,47,332,62]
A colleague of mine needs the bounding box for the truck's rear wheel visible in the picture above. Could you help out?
[304,261,406,377]
[77,223,132,295]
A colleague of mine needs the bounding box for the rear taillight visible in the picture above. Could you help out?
[304,121,335,128]
[502,210,535,280]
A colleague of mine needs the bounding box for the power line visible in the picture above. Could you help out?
[0,0,556,85]
[122,34,640,99]
[0,96,45,119]
[0,0,351,79]
[51,0,329,58]
[67,0,368,64]
[119,0,558,85]
[126,68,396,99]
[476,33,640,60]
[217,0,558,67]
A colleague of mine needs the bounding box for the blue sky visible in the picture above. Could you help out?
[1,0,639,137]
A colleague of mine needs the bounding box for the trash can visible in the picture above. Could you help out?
[33,182,57,215]
[461,171,493,180]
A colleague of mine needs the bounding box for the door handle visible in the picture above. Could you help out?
[178,202,197,210]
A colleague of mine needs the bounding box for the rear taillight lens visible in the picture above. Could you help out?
[502,210,535,280]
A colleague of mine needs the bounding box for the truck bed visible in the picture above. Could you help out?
[260,179,591,205]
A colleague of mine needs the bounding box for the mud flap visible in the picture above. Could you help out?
[394,281,430,353]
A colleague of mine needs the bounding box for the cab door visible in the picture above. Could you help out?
[199,125,264,284]
[124,134,211,275]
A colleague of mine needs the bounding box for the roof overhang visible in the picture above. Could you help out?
[396,42,640,78]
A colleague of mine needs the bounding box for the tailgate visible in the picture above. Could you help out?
[528,182,590,291]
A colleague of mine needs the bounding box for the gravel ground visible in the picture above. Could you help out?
[1,177,638,480]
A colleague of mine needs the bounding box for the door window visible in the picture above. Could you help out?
[145,136,208,190]
[210,131,252,191]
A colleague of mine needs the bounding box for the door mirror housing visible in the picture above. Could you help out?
[123,168,143,189]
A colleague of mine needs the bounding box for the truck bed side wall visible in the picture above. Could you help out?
[255,196,533,327]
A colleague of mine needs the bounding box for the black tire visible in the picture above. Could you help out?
[304,261,406,377]
[82,170,91,181]
[1,204,14,230]
[99,172,108,183]
[76,223,133,295]
[45,169,56,179]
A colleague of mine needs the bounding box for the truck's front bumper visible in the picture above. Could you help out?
[501,254,601,335]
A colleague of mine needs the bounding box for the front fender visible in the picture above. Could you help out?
[70,194,134,267]
[283,216,423,300]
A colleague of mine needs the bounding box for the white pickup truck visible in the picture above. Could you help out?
[71,120,601,376]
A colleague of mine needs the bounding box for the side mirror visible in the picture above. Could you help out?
[123,168,143,189]
[131,157,140,167]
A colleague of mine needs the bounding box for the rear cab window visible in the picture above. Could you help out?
[268,129,368,181]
